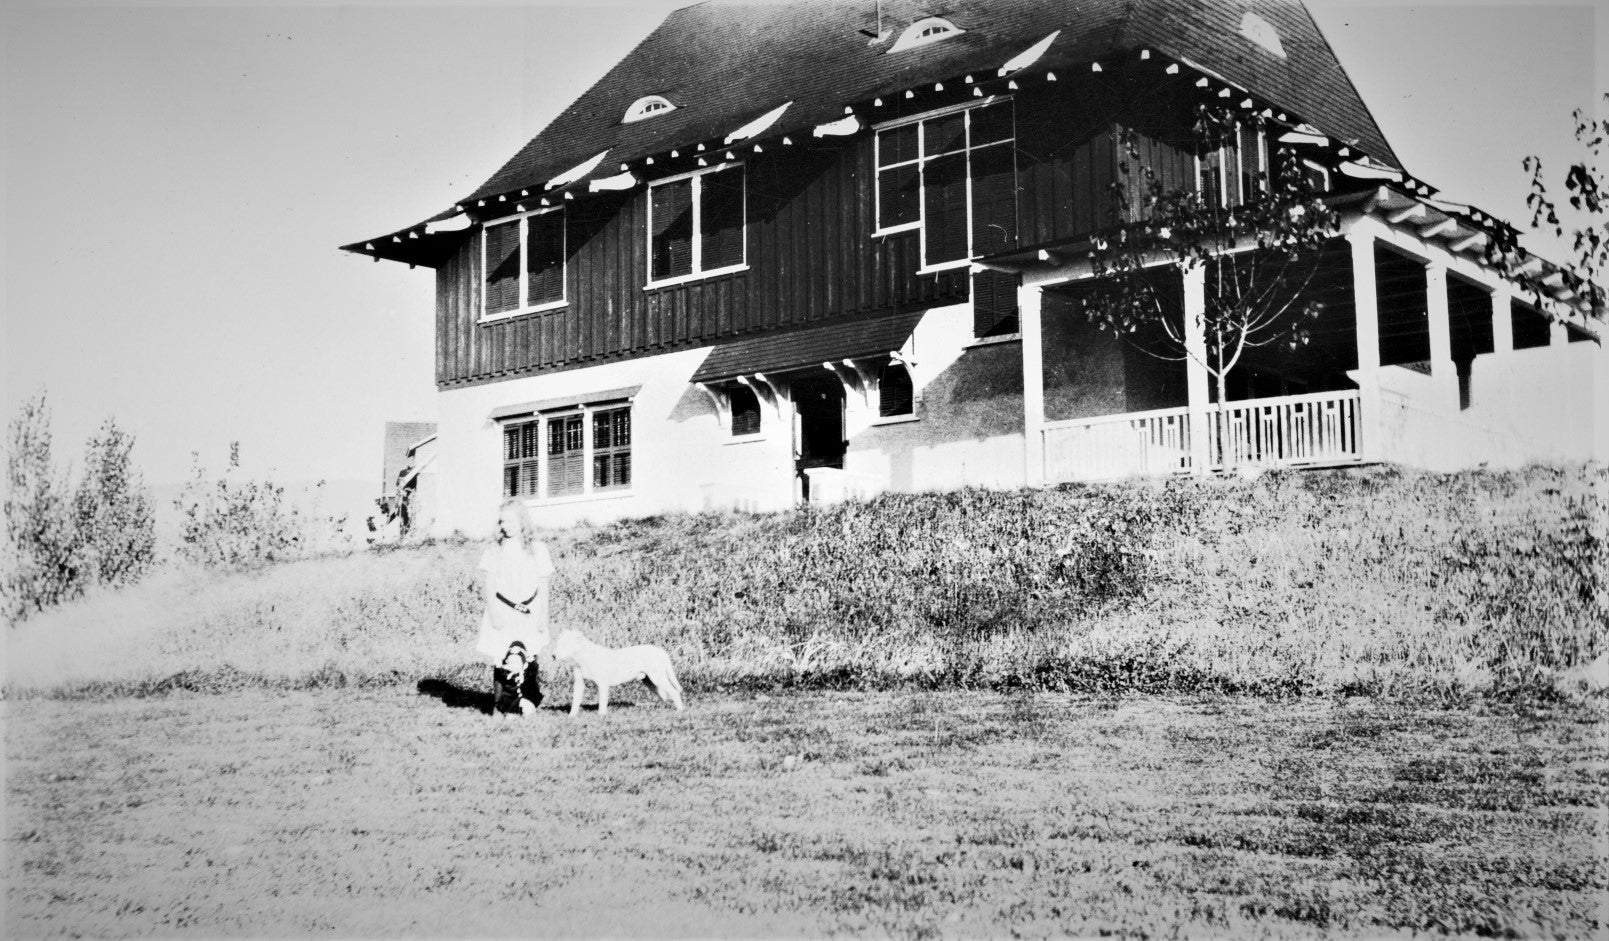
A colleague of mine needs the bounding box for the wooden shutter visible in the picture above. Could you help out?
[972,268,1020,338]
[969,144,1017,257]
[546,415,584,497]
[923,151,969,265]
[878,125,920,229]
[484,221,521,314]
[591,408,631,490]
[730,384,761,435]
[878,363,913,417]
[526,211,565,306]
[700,168,745,272]
[650,179,694,280]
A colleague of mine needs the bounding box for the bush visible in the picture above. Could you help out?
[174,442,349,569]
[2,395,156,622]
[3,394,91,621]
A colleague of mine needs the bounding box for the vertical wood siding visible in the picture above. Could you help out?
[438,84,1203,388]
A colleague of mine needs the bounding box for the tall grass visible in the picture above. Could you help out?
[6,464,1603,700]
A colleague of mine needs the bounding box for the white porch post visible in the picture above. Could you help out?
[1182,264,1211,473]
[1491,288,1515,355]
[1549,317,1570,346]
[1349,229,1384,462]
[1019,282,1046,486]
[1425,262,1458,411]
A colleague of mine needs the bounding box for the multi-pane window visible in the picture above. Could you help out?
[592,407,631,491]
[648,164,745,284]
[502,421,543,498]
[500,401,632,500]
[875,100,1017,268]
[483,208,566,318]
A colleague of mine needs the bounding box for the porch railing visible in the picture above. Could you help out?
[1040,390,1363,482]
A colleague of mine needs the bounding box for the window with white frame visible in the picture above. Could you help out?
[501,400,632,500]
[887,16,964,54]
[483,208,566,319]
[875,100,1016,269]
[623,94,677,123]
[647,163,746,285]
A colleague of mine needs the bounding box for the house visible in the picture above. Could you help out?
[343,0,1605,537]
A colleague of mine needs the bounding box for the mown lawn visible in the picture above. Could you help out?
[7,682,1604,938]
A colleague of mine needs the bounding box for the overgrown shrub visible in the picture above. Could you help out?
[2,395,156,623]
[73,419,156,588]
[174,443,350,569]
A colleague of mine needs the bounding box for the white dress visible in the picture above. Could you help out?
[473,539,555,662]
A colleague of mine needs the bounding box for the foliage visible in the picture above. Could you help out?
[2,395,156,623]
[1522,92,1609,317]
[174,442,349,569]
[72,418,157,588]
[7,465,1602,702]
[2,393,90,621]
[1082,105,1339,405]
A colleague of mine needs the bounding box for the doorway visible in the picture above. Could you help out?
[790,373,845,501]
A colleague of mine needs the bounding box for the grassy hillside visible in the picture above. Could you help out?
[6,464,1604,700]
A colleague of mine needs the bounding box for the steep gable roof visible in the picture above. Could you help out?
[468,0,1398,204]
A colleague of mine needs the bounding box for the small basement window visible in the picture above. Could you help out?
[878,362,914,418]
[1239,12,1286,58]
[887,16,964,54]
[623,95,677,124]
[730,384,762,436]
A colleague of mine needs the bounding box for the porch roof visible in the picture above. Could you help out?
[691,310,924,383]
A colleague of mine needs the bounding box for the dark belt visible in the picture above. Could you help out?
[496,589,538,614]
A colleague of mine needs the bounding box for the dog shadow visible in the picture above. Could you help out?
[416,677,638,716]
[416,677,495,715]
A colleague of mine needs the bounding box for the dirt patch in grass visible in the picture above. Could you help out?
[7,688,1604,938]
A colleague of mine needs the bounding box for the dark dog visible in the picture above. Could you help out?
[491,641,542,715]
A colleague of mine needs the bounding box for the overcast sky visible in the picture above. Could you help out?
[1,0,1601,490]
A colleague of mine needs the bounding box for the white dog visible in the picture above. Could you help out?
[550,628,684,715]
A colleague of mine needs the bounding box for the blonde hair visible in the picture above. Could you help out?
[497,497,539,551]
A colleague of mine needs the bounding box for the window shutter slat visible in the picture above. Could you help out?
[700,168,745,271]
[879,363,914,417]
[651,179,694,280]
[973,268,1020,338]
[969,144,1017,257]
[924,151,969,265]
[526,212,565,306]
[484,222,521,314]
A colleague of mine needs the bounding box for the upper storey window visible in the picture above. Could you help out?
[647,163,746,286]
[623,95,677,123]
[483,207,566,320]
[887,16,964,54]
[875,100,1017,269]
[1238,13,1286,58]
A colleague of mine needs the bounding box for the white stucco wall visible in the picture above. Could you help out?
[432,347,796,537]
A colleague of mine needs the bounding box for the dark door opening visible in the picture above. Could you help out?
[791,373,845,501]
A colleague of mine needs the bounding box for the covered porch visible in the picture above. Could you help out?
[1013,187,1604,483]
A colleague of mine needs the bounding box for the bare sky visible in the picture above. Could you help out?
[1,1,1601,490]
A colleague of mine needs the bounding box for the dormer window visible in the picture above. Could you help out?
[1239,13,1286,58]
[623,95,677,123]
[887,16,963,54]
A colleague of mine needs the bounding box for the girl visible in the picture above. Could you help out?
[475,498,555,714]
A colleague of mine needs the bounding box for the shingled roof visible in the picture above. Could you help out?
[346,0,1399,260]
[471,0,1396,201]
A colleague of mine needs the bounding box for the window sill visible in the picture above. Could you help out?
[871,414,920,426]
[916,259,972,276]
[519,488,634,508]
[723,433,768,445]
[480,300,566,324]
[644,264,749,291]
[967,333,1022,348]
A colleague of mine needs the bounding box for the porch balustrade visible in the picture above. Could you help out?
[1039,389,1364,482]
